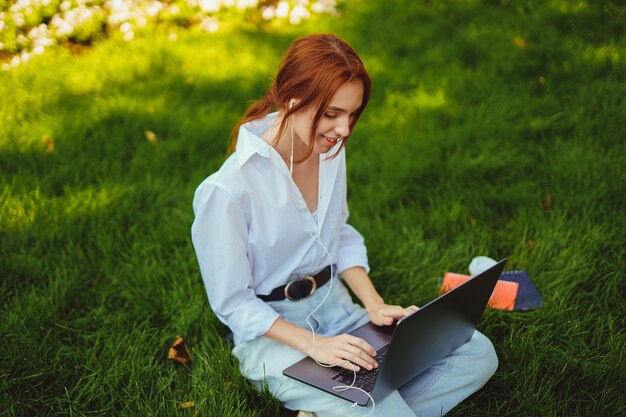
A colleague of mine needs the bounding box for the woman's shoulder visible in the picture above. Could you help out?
[193,152,258,210]
[195,154,245,194]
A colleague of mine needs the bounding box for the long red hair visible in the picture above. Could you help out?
[227,33,372,161]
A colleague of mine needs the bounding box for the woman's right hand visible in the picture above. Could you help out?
[310,334,379,372]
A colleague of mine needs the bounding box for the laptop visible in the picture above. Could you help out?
[283,258,507,406]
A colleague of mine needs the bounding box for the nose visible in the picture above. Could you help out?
[334,116,351,138]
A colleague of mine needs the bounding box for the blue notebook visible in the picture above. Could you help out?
[499,270,542,311]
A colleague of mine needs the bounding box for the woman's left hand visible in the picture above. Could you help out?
[366,302,419,326]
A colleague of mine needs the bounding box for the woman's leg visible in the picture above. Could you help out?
[397,330,498,416]
[233,335,417,417]
[232,278,419,416]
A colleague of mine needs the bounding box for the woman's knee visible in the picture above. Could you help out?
[233,337,307,385]
[468,331,499,385]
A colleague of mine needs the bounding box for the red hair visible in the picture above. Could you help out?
[227,33,372,161]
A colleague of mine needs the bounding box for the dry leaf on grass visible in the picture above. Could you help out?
[168,336,191,364]
[43,135,54,153]
[540,193,553,210]
[179,401,195,408]
[224,380,238,391]
[145,130,158,146]
[513,36,527,49]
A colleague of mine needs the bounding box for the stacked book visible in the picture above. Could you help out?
[439,270,542,311]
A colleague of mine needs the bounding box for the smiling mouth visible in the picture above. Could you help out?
[321,134,342,144]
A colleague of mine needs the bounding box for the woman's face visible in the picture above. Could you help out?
[291,79,365,155]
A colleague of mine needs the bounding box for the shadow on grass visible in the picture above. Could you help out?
[1,2,625,416]
[0,29,303,416]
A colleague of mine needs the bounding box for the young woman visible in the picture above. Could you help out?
[191,33,498,416]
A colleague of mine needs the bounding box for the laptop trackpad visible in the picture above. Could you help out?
[349,322,394,350]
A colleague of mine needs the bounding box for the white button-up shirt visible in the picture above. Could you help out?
[191,112,369,344]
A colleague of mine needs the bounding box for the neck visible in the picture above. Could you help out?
[263,113,312,168]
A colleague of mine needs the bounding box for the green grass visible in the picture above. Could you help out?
[1,1,625,416]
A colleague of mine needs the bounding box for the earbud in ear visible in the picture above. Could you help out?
[289,99,295,109]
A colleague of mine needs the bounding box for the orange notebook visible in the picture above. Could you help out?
[439,272,519,311]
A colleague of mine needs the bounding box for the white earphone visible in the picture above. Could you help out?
[289,99,295,175]
[284,99,375,411]
[307,232,376,416]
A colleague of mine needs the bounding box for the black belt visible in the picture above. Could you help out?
[258,265,333,302]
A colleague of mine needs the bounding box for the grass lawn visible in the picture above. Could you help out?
[1,0,625,415]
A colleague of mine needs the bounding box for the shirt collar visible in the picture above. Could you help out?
[236,112,277,166]
[235,111,342,167]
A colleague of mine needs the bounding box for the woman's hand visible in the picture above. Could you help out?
[339,267,419,327]
[310,334,379,372]
[367,302,419,326]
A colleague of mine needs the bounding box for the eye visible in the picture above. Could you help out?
[324,113,338,119]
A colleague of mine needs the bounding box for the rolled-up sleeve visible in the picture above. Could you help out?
[336,163,370,275]
[191,181,280,343]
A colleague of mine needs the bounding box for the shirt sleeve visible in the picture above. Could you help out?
[336,155,370,275]
[191,180,280,343]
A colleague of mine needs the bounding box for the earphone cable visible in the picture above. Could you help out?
[289,112,294,175]
[306,232,376,416]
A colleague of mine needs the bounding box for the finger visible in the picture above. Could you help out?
[337,360,360,372]
[339,348,376,370]
[370,314,393,327]
[324,354,359,372]
[404,305,420,315]
[345,335,377,356]
[348,342,380,368]
[380,306,407,319]
[318,348,362,371]
[341,337,378,369]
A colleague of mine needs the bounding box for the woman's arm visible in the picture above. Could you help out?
[264,316,379,372]
[340,266,418,326]
[192,182,281,343]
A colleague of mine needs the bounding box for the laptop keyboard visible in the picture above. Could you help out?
[331,349,388,393]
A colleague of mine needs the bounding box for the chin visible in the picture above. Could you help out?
[314,143,334,155]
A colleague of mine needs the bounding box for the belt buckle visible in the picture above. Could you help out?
[284,276,317,301]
